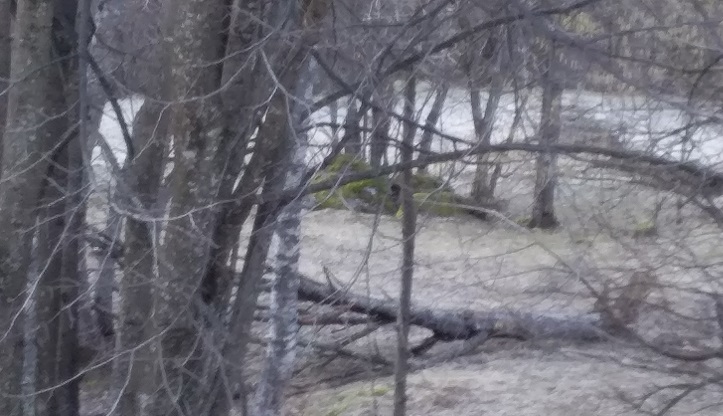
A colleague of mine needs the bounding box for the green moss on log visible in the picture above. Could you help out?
[312,155,392,213]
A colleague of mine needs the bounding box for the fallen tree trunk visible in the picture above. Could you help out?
[84,231,612,353]
[295,275,610,347]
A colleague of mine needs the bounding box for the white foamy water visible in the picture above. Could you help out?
[94,86,723,182]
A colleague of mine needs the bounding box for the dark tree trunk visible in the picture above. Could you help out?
[529,41,562,230]
[458,15,504,203]
[469,76,504,204]
[0,1,58,414]
[115,100,169,416]
[35,145,70,416]
[341,98,366,157]
[329,99,340,146]
[146,0,229,414]
[418,84,449,173]
[394,74,418,416]
[199,0,269,312]
[370,81,395,168]
[0,0,10,164]
[35,2,87,413]
[35,139,84,416]
[94,211,118,339]
[57,130,84,416]
[295,274,607,343]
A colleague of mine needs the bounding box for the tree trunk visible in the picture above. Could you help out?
[295,274,606,343]
[146,0,229,414]
[94,212,119,339]
[250,57,315,416]
[370,81,394,168]
[199,0,270,313]
[0,0,11,164]
[35,147,69,416]
[329,99,340,146]
[418,84,449,173]
[393,74,418,416]
[115,100,169,416]
[208,79,306,415]
[213,4,331,414]
[458,16,503,203]
[469,76,504,203]
[34,2,87,413]
[0,1,56,414]
[489,92,529,197]
[529,41,562,230]
[35,141,84,416]
[57,128,85,416]
[341,98,365,157]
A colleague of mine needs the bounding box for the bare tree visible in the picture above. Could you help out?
[8,1,723,415]
[341,97,370,158]
[370,81,395,168]
[34,23,84,414]
[528,39,562,229]
[0,1,57,414]
[145,0,229,413]
[393,72,418,416]
[417,83,449,172]
[251,56,315,416]
[114,100,169,416]
[0,0,10,160]
[459,11,506,203]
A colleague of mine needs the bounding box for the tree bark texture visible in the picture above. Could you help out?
[57,126,85,416]
[94,211,119,339]
[418,84,449,172]
[469,75,504,203]
[295,274,607,344]
[250,56,315,416]
[530,41,562,229]
[115,100,169,416]
[35,143,70,416]
[200,0,271,313]
[394,74,418,416]
[146,0,229,414]
[0,1,57,414]
[0,0,11,164]
[370,81,395,168]
[341,98,366,157]
[214,3,331,414]
[34,87,84,416]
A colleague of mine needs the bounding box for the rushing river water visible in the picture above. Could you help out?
[94,84,723,182]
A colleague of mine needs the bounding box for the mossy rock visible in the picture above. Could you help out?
[312,155,394,213]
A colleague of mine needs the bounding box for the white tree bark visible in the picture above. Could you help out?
[250,57,315,416]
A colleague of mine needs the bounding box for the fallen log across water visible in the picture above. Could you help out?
[291,274,612,355]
